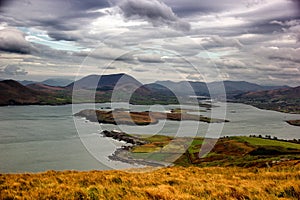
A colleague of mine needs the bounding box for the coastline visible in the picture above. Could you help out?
[99,130,172,167]
[108,146,171,167]
[2,100,299,115]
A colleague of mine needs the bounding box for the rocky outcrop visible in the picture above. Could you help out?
[286,120,300,126]
[100,130,148,145]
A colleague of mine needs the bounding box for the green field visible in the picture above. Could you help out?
[128,135,300,167]
[235,136,300,149]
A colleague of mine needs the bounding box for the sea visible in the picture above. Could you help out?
[0,102,299,173]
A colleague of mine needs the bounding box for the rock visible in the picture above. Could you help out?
[100,130,148,145]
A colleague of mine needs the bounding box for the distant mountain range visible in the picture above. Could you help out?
[0,73,299,113]
[18,78,73,87]
[153,80,289,98]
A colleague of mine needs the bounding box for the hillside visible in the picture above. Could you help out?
[234,86,300,113]
[1,163,300,199]
[0,80,46,105]
[0,80,72,106]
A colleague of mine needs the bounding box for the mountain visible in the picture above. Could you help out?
[64,73,178,104]
[0,80,47,105]
[155,80,289,98]
[18,80,36,86]
[41,78,73,87]
[154,81,208,96]
[0,74,295,108]
[67,73,143,91]
[234,86,300,113]
[208,81,289,98]
[27,83,66,93]
[18,78,73,87]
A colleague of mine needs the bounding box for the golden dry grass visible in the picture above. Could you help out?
[1,162,300,200]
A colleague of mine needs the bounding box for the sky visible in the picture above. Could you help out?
[0,0,299,86]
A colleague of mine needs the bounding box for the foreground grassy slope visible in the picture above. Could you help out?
[1,163,300,200]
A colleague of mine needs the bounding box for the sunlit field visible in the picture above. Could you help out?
[1,162,300,200]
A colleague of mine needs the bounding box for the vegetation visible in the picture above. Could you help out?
[1,134,300,199]
[233,86,300,114]
[125,136,300,168]
[286,119,300,126]
[1,163,300,200]
[75,109,229,126]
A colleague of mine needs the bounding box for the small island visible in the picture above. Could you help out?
[286,119,300,127]
[75,109,229,125]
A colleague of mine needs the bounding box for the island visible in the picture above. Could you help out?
[75,109,229,125]
[286,119,300,127]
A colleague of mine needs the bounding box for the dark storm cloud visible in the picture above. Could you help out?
[0,28,33,54]
[0,0,11,11]
[47,31,80,41]
[0,0,109,32]
[117,0,190,31]
[161,0,243,16]
[291,0,300,14]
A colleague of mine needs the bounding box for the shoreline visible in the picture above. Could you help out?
[99,130,172,167]
[108,146,171,167]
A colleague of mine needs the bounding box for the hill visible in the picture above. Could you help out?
[0,80,47,105]
[1,163,299,199]
[18,78,73,87]
[18,80,36,86]
[234,86,300,113]
[69,73,179,105]
[27,83,66,93]
[67,73,142,91]
[42,78,73,87]
[0,80,72,106]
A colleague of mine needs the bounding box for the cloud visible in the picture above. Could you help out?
[47,31,81,41]
[137,54,164,63]
[215,58,246,69]
[256,47,300,63]
[162,0,246,16]
[1,0,109,29]
[0,28,33,54]
[207,35,243,49]
[278,19,300,42]
[0,65,28,75]
[117,0,190,31]
[0,0,299,86]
